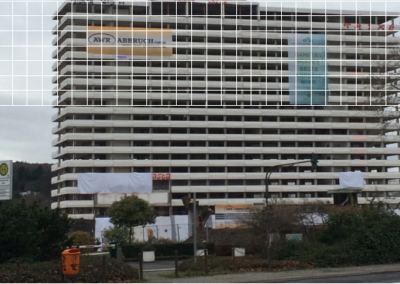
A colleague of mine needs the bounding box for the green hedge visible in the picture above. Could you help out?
[273,240,351,267]
[122,243,215,258]
[0,200,73,263]
[0,256,138,283]
[273,206,400,268]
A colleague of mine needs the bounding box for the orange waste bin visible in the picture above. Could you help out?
[62,249,80,275]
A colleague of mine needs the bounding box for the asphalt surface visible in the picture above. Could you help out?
[130,261,400,283]
[285,271,400,283]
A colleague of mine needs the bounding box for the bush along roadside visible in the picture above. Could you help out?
[172,255,316,278]
[0,200,73,263]
[273,206,400,268]
[122,243,215,258]
[0,256,139,283]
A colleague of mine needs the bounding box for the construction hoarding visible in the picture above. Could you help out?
[215,205,253,229]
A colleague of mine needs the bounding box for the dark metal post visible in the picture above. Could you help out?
[267,239,272,271]
[232,247,235,271]
[61,256,65,282]
[204,249,208,275]
[102,255,106,283]
[300,244,304,269]
[193,192,197,264]
[16,261,20,281]
[206,224,209,243]
[139,253,143,280]
[174,250,179,278]
[265,166,277,207]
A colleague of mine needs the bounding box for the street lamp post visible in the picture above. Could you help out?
[264,154,318,207]
[263,156,318,269]
[264,161,309,207]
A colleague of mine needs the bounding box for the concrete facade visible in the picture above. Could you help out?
[51,0,400,219]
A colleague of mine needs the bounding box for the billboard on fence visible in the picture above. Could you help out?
[288,34,329,105]
[87,26,173,56]
[215,205,253,229]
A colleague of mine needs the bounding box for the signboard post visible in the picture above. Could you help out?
[0,160,12,200]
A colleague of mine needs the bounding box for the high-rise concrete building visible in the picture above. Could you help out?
[51,0,400,220]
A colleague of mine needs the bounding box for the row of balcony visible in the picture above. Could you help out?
[52,120,384,133]
[52,51,395,71]
[51,184,400,199]
[54,0,390,17]
[51,146,399,159]
[53,77,375,90]
[52,93,372,106]
[51,171,400,185]
[50,106,383,116]
[53,64,376,78]
[51,14,399,38]
[52,107,390,121]
[53,25,397,49]
[52,38,389,57]
[52,133,398,147]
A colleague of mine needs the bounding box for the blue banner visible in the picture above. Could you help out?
[288,34,329,105]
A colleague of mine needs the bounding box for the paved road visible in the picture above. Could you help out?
[136,262,400,283]
[284,271,400,283]
[129,260,182,272]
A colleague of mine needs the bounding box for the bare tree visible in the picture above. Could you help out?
[291,200,338,241]
[240,200,340,267]
[367,39,400,137]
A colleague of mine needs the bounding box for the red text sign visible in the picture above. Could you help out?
[343,23,396,31]
[152,173,171,180]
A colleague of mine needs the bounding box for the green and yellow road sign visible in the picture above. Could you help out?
[0,163,9,176]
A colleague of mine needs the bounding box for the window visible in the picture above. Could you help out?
[209,180,225,186]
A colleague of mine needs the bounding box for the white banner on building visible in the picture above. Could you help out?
[77,173,153,194]
[339,172,365,188]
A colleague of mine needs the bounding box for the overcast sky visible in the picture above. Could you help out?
[0,0,399,164]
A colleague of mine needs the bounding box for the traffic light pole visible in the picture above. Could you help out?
[265,159,316,207]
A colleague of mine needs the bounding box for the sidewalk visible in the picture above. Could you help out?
[143,262,400,283]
